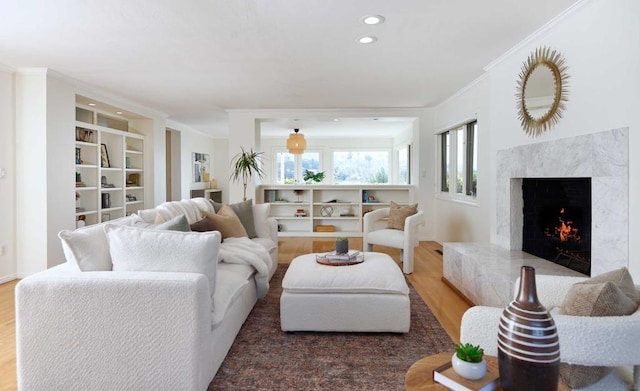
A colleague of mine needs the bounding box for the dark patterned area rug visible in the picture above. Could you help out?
[209,264,454,391]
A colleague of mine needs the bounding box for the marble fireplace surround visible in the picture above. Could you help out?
[443,128,628,307]
[496,127,629,276]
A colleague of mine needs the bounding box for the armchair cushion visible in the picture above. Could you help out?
[558,268,639,388]
[387,201,417,230]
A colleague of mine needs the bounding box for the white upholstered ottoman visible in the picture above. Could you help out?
[280,252,410,333]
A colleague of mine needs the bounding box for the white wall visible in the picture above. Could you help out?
[433,0,640,279]
[171,125,217,201]
[433,76,491,243]
[15,70,50,276]
[45,74,76,267]
[0,68,16,283]
[212,138,230,203]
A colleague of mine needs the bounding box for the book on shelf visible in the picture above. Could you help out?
[432,360,500,391]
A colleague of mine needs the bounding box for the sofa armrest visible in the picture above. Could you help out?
[16,271,213,390]
[460,305,640,367]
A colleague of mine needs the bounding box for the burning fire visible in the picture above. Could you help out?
[545,208,581,242]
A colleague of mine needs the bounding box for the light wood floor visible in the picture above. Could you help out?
[0,239,469,391]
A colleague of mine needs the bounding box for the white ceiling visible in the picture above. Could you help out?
[0,0,580,137]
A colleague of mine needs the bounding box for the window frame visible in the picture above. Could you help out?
[437,119,477,202]
[273,148,323,184]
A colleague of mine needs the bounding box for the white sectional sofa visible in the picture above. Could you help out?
[16,198,278,391]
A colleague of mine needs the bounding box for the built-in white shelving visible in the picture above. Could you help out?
[257,185,414,237]
[75,106,145,226]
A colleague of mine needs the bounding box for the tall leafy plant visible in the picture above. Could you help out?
[230,148,265,201]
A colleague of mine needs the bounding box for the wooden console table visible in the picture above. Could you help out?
[405,351,569,391]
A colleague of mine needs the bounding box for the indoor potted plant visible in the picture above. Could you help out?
[452,343,487,380]
[303,169,325,183]
[335,236,349,254]
[230,147,265,201]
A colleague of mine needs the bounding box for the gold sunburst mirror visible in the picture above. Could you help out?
[516,46,569,137]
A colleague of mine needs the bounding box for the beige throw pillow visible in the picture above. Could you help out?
[386,201,418,230]
[559,267,639,388]
[205,205,248,240]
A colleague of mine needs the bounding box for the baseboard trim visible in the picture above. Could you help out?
[0,274,18,284]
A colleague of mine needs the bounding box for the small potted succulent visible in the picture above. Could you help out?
[452,343,487,380]
[335,236,349,254]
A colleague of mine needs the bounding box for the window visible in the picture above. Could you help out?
[333,151,389,184]
[398,145,411,185]
[439,120,477,197]
[275,150,321,184]
[440,132,450,192]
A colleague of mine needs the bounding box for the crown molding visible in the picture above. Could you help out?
[483,0,593,72]
[166,119,216,139]
[434,73,488,110]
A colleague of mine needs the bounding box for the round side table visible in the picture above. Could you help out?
[405,351,569,391]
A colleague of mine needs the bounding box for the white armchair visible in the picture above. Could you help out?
[460,275,640,390]
[363,208,424,274]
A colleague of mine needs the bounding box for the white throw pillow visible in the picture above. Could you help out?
[252,203,271,239]
[104,224,221,295]
[59,224,112,271]
[58,215,137,271]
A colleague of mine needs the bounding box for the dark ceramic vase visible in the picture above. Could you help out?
[498,266,560,391]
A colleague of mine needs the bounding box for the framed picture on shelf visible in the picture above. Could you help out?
[101,144,110,168]
[75,147,82,164]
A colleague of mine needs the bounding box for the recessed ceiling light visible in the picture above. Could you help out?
[362,15,385,25]
[116,111,123,115]
[359,36,377,44]
[88,103,96,106]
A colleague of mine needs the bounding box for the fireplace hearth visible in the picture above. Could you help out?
[522,178,591,275]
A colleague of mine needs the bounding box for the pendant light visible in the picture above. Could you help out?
[287,128,306,154]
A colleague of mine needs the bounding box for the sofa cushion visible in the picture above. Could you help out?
[387,201,418,230]
[133,214,191,232]
[190,216,217,232]
[559,267,639,388]
[58,215,136,271]
[211,199,257,238]
[104,224,221,295]
[211,267,250,328]
[252,237,277,255]
[204,206,248,240]
[252,203,271,239]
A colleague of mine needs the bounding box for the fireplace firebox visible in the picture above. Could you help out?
[522,178,591,275]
